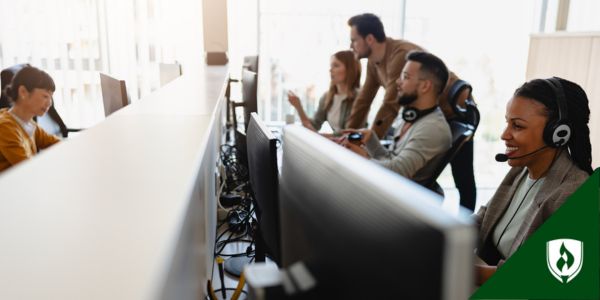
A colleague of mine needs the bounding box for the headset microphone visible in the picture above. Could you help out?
[494,145,550,162]
[494,153,510,162]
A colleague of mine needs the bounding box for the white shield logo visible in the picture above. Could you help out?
[546,239,584,283]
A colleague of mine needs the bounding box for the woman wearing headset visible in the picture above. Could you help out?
[287,50,362,134]
[0,66,60,173]
[475,77,593,284]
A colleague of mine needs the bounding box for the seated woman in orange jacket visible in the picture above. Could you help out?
[0,66,60,173]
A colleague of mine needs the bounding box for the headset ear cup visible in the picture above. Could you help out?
[553,123,571,147]
[402,108,418,123]
[542,121,555,147]
[543,77,571,148]
[544,121,572,147]
[402,106,438,123]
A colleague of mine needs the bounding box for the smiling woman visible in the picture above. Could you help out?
[473,77,593,285]
[0,66,60,173]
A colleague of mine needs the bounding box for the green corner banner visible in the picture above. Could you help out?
[472,169,599,300]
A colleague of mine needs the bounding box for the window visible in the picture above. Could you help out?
[0,0,202,127]
[252,0,406,123]
[403,0,537,201]
[228,0,548,209]
[566,0,600,31]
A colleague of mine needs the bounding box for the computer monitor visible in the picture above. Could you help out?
[241,69,258,129]
[279,125,475,299]
[234,128,248,168]
[159,62,182,86]
[100,73,128,117]
[247,113,280,264]
[243,55,259,73]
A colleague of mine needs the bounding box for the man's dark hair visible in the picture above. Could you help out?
[406,51,449,95]
[348,13,386,43]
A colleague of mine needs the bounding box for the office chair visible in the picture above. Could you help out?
[0,65,25,109]
[226,56,259,134]
[423,120,475,193]
[1,64,81,138]
[242,55,259,73]
[159,62,182,87]
[423,80,480,193]
[99,73,129,117]
[448,79,480,129]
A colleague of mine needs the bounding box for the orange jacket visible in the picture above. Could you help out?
[0,108,60,173]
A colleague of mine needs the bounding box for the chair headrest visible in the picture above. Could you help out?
[448,79,472,108]
[447,79,480,130]
[1,63,32,89]
[1,63,33,109]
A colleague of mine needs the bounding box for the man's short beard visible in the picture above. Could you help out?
[359,47,372,59]
[397,92,418,105]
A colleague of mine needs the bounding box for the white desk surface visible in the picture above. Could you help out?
[119,66,228,116]
[0,65,228,299]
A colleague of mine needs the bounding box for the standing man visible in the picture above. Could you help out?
[346,13,422,138]
[346,13,477,211]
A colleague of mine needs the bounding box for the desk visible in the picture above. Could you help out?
[0,65,228,300]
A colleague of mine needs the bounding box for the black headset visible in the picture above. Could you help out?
[402,106,437,123]
[542,77,571,148]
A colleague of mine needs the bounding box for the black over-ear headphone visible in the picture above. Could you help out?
[402,106,437,123]
[542,77,571,148]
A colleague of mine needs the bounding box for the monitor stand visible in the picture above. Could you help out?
[224,256,253,277]
[224,229,266,277]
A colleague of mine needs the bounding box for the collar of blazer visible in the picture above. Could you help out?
[530,150,574,207]
[507,150,577,254]
[482,150,574,247]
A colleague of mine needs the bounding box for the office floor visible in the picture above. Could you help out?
[438,163,502,215]
[441,186,497,215]
[210,223,251,300]
[210,221,280,300]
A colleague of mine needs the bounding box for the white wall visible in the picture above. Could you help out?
[526,32,600,168]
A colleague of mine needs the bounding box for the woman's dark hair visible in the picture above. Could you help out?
[4,66,55,103]
[347,13,386,43]
[514,77,593,174]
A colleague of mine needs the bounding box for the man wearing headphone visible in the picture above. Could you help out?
[346,13,478,212]
[344,51,452,187]
[474,77,593,285]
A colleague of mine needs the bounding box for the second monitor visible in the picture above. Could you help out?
[241,69,258,129]
[100,73,129,117]
[279,125,475,299]
[247,112,281,265]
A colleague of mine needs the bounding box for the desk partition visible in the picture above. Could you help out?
[0,65,228,300]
